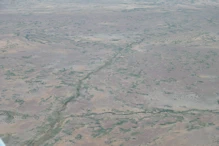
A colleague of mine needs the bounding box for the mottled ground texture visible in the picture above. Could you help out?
[1,0,219,146]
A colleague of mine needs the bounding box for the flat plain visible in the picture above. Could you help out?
[1,0,219,146]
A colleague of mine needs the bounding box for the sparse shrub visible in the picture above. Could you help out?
[75,134,82,140]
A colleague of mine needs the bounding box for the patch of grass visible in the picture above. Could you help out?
[131,131,140,136]
[176,116,184,122]
[15,99,24,105]
[186,124,200,131]
[5,111,14,123]
[55,86,62,88]
[69,71,75,75]
[62,96,76,105]
[59,68,66,72]
[161,78,177,83]
[2,133,12,144]
[44,143,53,146]
[197,80,204,83]
[25,69,35,73]
[69,140,75,143]
[92,127,112,138]
[75,134,82,140]
[115,119,128,126]
[5,70,16,77]
[131,83,137,88]
[160,121,176,125]
[164,91,173,94]
[50,127,62,138]
[117,68,128,74]
[186,120,214,131]
[28,88,38,93]
[189,118,199,123]
[155,81,160,85]
[129,73,140,78]
[63,129,72,135]
[120,128,131,133]
[25,34,30,40]
[47,112,61,127]
[94,87,104,92]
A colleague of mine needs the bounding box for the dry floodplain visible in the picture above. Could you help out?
[1,0,219,146]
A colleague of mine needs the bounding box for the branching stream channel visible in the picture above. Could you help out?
[26,39,146,145]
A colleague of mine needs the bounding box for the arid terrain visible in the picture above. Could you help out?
[1,0,219,146]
